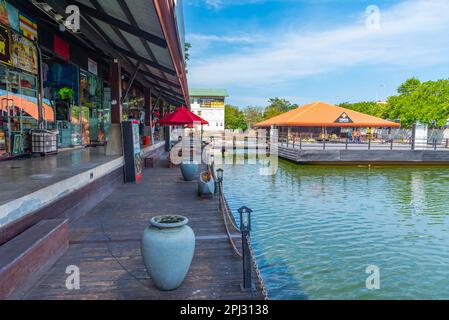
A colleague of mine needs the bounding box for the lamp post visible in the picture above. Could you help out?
[238,206,254,292]
[217,168,224,208]
[217,168,223,183]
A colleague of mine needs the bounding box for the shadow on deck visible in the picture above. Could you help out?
[24,157,265,300]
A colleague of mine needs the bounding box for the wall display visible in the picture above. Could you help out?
[0,24,11,66]
[11,33,38,74]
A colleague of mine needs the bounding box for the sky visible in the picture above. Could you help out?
[183,0,449,108]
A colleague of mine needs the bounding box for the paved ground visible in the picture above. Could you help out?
[0,147,119,206]
[24,158,264,300]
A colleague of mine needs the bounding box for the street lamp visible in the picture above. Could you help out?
[238,206,254,292]
[238,206,252,232]
[217,168,223,183]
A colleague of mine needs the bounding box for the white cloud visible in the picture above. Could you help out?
[188,0,449,88]
[190,0,268,10]
[187,33,257,43]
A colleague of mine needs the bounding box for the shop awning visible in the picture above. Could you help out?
[0,95,54,122]
[35,0,188,106]
[256,102,401,128]
[158,106,208,126]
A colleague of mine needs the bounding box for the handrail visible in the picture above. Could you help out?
[214,164,269,300]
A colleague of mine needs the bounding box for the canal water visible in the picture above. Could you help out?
[223,160,449,300]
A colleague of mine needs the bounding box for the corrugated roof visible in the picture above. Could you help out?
[189,89,229,97]
[256,102,400,128]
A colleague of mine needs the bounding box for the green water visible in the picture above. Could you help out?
[223,160,449,300]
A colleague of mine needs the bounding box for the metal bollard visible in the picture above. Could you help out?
[238,206,255,292]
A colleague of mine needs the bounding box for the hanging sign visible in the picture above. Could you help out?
[19,13,38,40]
[11,32,38,74]
[54,35,70,60]
[88,58,98,75]
[0,23,11,66]
[335,112,353,124]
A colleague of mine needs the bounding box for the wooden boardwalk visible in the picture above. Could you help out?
[24,158,265,300]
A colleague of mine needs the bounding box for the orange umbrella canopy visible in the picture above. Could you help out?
[256,102,400,128]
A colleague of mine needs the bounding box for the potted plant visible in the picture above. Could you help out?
[198,171,215,198]
[58,87,74,101]
[141,215,195,291]
[180,161,198,181]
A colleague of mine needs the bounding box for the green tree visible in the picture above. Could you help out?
[225,105,248,131]
[338,101,389,119]
[263,98,298,119]
[243,106,264,128]
[340,78,449,128]
[184,42,191,73]
[397,77,421,96]
[387,78,449,127]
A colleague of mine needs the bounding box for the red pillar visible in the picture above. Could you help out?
[144,88,153,145]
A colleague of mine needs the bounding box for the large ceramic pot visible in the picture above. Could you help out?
[180,162,198,181]
[141,215,195,291]
[198,171,215,198]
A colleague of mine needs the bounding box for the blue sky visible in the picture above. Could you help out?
[184,0,449,108]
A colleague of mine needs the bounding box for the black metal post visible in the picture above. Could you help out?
[390,134,394,150]
[256,130,259,159]
[323,139,326,150]
[299,133,302,150]
[368,135,371,150]
[345,136,348,150]
[238,206,254,292]
[217,169,223,211]
[434,138,437,151]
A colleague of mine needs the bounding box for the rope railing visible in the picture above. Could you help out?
[215,167,269,300]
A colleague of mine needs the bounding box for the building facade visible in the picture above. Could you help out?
[190,89,228,132]
[0,0,188,160]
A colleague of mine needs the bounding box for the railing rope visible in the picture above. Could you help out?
[216,169,269,299]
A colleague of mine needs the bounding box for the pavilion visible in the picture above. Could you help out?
[256,102,400,142]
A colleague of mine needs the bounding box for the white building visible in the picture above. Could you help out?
[190,89,228,132]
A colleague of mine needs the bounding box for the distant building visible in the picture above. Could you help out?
[189,89,228,131]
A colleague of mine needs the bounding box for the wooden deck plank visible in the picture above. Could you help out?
[23,159,265,300]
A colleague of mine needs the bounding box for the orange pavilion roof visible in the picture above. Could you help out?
[255,102,400,128]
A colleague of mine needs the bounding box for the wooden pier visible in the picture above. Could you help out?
[277,145,449,165]
[23,157,266,300]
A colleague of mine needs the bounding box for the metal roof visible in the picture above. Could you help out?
[189,89,229,97]
[32,0,188,106]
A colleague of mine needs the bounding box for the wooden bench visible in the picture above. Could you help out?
[144,153,160,168]
[0,219,69,299]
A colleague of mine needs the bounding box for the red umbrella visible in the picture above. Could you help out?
[158,106,208,126]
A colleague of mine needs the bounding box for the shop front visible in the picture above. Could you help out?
[0,4,43,159]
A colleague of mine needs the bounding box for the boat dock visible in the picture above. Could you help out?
[20,156,266,300]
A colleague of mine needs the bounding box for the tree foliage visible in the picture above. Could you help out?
[225,104,248,131]
[340,78,449,128]
[263,98,298,119]
[243,106,264,129]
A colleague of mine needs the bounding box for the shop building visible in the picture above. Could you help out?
[0,0,189,160]
[190,89,228,132]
